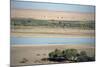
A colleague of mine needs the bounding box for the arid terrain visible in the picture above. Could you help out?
[11,3,95,66]
[11,9,95,21]
[11,44,95,66]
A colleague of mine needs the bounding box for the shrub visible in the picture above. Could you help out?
[49,49,78,61]
[49,49,65,61]
[48,49,95,62]
[77,51,88,62]
[62,49,78,61]
[80,51,87,56]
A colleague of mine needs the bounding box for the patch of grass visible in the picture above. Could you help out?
[19,58,28,63]
[36,54,40,56]
[41,58,48,61]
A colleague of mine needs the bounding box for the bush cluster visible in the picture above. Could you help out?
[48,49,95,62]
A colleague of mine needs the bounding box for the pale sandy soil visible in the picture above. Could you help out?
[11,44,95,66]
[11,9,95,21]
[11,27,95,38]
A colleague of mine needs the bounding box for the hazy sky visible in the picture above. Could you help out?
[11,0,95,13]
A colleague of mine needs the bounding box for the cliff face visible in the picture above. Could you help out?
[11,9,95,21]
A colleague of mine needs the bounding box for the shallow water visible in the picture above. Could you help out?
[11,37,95,45]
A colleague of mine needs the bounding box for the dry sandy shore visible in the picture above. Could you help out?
[11,28,95,38]
[11,44,95,66]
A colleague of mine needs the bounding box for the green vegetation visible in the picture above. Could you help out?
[11,18,95,30]
[62,49,78,61]
[48,49,95,62]
[77,51,95,62]
[49,49,65,61]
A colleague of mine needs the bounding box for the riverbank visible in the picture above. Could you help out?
[11,27,95,38]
